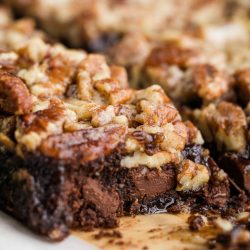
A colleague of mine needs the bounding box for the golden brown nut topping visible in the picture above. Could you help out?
[0,14,211,192]
[140,37,230,106]
[76,54,132,104]
[104,20,250,109]
[194,101,247,153]
[17,39,86,98]
[15,100,73,150]
[0,31,197,172]
[3,0,226,49]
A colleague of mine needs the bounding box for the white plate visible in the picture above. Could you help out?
[0,212,97,250]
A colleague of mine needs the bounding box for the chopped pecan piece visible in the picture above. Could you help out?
[0,70,32,114]
[176,159,210,191]
[191,64,229,103]
[194,101,247,153]
[15,100,72,150]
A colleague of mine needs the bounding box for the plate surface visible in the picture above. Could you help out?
[0,212,97,250]
[0,212,215,250]
[74,214,213,250]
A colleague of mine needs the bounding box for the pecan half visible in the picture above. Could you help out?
[0,70,32,114]
[39,124,126,163]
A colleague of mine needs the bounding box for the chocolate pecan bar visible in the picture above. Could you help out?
[106,12,250,198]
[0,13,231,241]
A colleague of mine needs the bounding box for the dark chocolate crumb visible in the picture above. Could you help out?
[188,214,205,231]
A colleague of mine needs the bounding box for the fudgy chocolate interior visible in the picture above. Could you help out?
[0,142,233,241]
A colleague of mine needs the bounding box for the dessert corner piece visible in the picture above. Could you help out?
[0,12,230,241]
